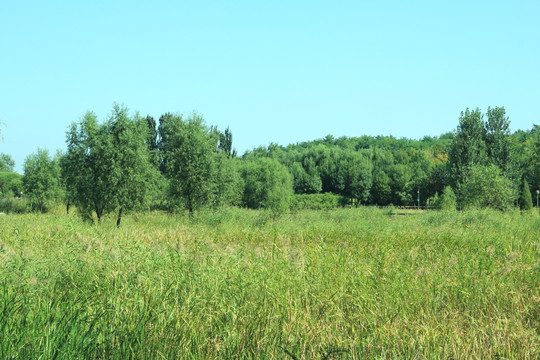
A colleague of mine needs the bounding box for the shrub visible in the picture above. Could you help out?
[436,186,457,211]
[0,198,30,214]
[289,193,344,211]
[458,165,515,211]
[241,158,293,216]
[519,178,533,211]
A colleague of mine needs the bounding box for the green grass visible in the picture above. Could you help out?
[0,208,538,359]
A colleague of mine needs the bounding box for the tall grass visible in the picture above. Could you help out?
[0,208,538,358]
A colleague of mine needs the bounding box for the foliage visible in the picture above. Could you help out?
[0,172,22,198]
[161,113,218,214]
[484,106,512,170]
[289,193,345,211]
[430,185,457,211]
[448,108,487,186]
[63,105,157,225]
[458,165,515,210]
[213,155,244,208]
[241,157,293,215]
[519,178,533,211]
[290,161,322,194]
[0,153,15,172]
[339,150,373,204]
[64,111,115,222]
[22,148,62,212]
[0,198,29,213]
[217,126,236,158]
[10,103,540,214]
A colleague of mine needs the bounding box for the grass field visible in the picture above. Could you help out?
[0,208,538,359]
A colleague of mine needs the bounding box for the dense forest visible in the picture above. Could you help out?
[1,104,539,223]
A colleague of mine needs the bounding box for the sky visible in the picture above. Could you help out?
[1,1,539,173]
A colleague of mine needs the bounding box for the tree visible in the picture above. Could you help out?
[214,155,244,207]
[242,157,293,215]
[290,161,322,194]
[64,111,117,222]
[0,153,15,172]
[22,148,62,212]
[107,106,158,226]
[519,178,533,211]
[217,127,236,158]
[370,148,394,205]
[157,112,174,174]
[448,108,487,187]
[64,105,157,225]
[532,127,540,194]
[458,164,515,211]
[371,170,392,205]
[0,172,22,198]
[145,115,160,167]
[484,106,511,170]
[339,150,373,205]
[58,152,75,214]
[433,186,457,211]
[161,113,218,214]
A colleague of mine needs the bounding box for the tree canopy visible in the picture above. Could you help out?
[5,104,539,220]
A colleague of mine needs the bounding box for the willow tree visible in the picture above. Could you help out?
[22,148,62,212]
[63,105,157,226]
[160,113,218,214]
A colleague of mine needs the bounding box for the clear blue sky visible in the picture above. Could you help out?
[1,1,539,173]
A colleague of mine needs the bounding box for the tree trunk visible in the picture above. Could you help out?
[66,201,70,215]
[116,207,123,228]
[187,195,193,215]
[94,201,102,223]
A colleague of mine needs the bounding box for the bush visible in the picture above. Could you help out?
[458,165,515,211]
[0,198,30,214]
[519,178,533,211]
[289,193,345,211]
[434,186,457,211]
[241,158,293,216]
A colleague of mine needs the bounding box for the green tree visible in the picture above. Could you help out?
[448,108,487,186]
[519,178,533,210]
[107,106,158,226]
[0,172,22,198]
[214,155,244,207]
[371,170,392,205]
[162,113,217,214]
[339,150,373,205]
[145,115,160,167]
[157,112,175,174]
[241,157,293,215]
[532,126,540,194]
[370,148,394,205]
[458,165,515,211]
[22,148,62,212]
[290,160,322,194]
[217,127,236,158]
[58,152,75,214]
[0,153,15,172]
[484,106,511,170]
[65,111,117,222]
[433,186,457,211]
[64,105,157,225]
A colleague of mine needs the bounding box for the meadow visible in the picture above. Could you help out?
[0,208,538,359]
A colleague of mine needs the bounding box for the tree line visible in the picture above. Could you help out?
[1,104,539,223]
